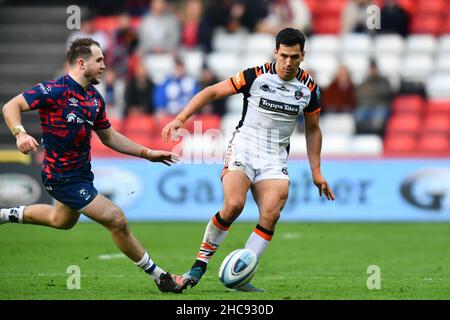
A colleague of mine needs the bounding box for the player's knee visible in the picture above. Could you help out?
[57,220,78,230]
[261,209,281,225]
[223,198,245,216]
[108,208,128,232]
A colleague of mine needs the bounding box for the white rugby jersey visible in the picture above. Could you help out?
[227,61,321,160]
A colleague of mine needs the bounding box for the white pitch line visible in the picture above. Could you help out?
[98,253,126,260]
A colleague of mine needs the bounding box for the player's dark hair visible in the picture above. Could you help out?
[276,28,306,51]
[67,38,101,65]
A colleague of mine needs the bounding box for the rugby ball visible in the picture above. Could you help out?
[218,248,258,288]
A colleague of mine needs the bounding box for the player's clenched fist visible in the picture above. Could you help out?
[16,132,39,154]
[161,118,184,142]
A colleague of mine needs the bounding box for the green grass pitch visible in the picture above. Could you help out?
[0,222,449,300]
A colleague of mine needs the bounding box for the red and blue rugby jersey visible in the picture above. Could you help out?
[22,74,111,184]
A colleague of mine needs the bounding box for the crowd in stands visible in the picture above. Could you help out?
[64,0,450,156]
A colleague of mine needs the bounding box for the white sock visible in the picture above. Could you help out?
[135,251,164,281]
[196,212,231,263]
[245,225,274,257]
[0,206,25,224]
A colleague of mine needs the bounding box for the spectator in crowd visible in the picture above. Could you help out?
[97,69,126,119]
[109,12,139,78]
[256,0,311,35]
[198,66,226,117]
[124,61,156,116]
[322,66,356,113]
[354,60,392,135]
[154,57,200,116]
[138,0,180,54]
[342,0,374,34]
[66,14,110,54]
[178,0,204,49]
[378,0,410,37]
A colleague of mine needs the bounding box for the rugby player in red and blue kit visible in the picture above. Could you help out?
[1,38,179,293]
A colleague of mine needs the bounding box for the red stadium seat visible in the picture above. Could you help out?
[185,114,221,134]
[416,0,445,14]
[313,16,341,34]
[423,115,450,133]
[385,114,421,134]
[442,17,450,35]
[410,14,443,35]
[426,100,450,113]
[123,114,157,136]
[93,16,119,33]
[384,134,417,153]
[391,95,425,114]
[417,133,449,153]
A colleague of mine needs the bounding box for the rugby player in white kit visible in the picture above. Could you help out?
[161,28,335,293]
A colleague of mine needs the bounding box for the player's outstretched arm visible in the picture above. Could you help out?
[96,127,179,166]
[161,80,235,142]
[304,113,335,201]
[2,94,40,154]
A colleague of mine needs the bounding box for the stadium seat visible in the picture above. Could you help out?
[320,113,356,136]
[434,54,450,72]
[417,133,449,153]
[322,135,352,155]
[416,0,445,14]
[438,36,450,54]
[245,33,275,55]
[425,73,450,99]
[341,34,373,55]
[225,95,244,115]
[400,54,434,83]
[240,53,273,71]
[341,54,370,85]
[288,133,307,156]
[385,114,421,134]
[303,53,339,87]
[212,29,248,53]
[143,54,175,85]
[178,49,204,79]
[391,95,425,114]
[185,114,221,134]
[308,35,341,55]
[426,100,450,113]
[351,134,384,156]
[313,15,341,34]
[384,134,416,153]
[122,114,156,136]
[93,16,119,33]
[206,52,241,80]
[375,55,402,90]
[410,14,442,35]
[373,34,405,56]
[406,35,438,55]
[423,115,450,133]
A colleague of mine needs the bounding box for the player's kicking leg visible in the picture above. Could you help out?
[162,170,252,293]
[238,178,289,292]
[81,194,176,292]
